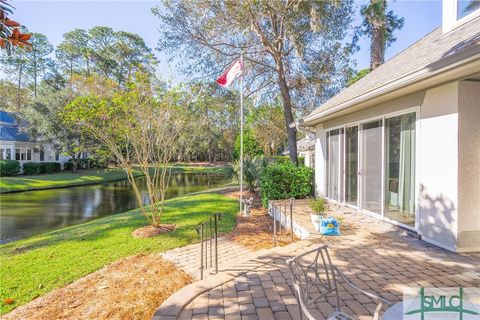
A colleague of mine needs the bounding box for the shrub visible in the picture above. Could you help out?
[260,162,314,207]
[64,161,74,171]
[273,155,305,166]
[40,162,61,173]
[309,198,326,216]
[0,160,20,176]
[233,130,263,159]
[232,156,271,192]
[23,162,41,175]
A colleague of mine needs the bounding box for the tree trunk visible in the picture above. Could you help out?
[33,51,37,97]
[370,0,386,70]
[276,65,298,165]
[17,64,23,110]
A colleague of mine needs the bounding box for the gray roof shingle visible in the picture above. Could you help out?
[0,110,32,142]
[305,16,480,121]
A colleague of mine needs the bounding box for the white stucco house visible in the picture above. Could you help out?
[0,110,70,168]
[298,2,480,252]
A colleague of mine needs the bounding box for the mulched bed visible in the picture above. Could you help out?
[1,254,192,320]
[131,224,176,238]
[221,189,298,251]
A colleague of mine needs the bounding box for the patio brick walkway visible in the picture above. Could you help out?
[155,201,480,320]
[161,237,255,280]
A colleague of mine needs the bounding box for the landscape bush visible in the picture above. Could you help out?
[22,162,42,175]
[40,162,61,173]
[0,160,20,176]
[260,162,314,207]
[233,156,271,192]
[64,161,74,171]
[273,155,305,166]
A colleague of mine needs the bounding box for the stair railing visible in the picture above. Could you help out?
[195,213,222,280]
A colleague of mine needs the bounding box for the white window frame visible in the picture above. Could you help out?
[443,0,480,33]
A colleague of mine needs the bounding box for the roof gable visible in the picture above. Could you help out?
[305,16,480,123]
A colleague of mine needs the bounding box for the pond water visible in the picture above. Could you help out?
[0,172,231,244]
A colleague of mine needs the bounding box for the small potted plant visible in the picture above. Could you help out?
[309,198,341,236]
[309,198,326,225]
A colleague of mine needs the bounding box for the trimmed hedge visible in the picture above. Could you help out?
[64,161,74,171]
[23,162,41,175]
[40,162,61,173]
[22,162,61,175]
[260,162,314,207]
[0,160,20,176]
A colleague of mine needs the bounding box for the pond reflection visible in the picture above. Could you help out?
[0,172,230,243]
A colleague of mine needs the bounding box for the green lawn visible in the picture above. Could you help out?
[0,193,238,315]
[0,164,232,193]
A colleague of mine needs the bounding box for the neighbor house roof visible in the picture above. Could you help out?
[0,110,32,142]
[303,16,480,125]
[297,136,315,151]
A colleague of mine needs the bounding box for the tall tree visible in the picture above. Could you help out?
[56,29,91,81]
[0,45,28,107]
[154,0,355,165]
[250,104,287,157]
[355,0,404,69]
[56,27,155,85]
[0,79,30,111]
[113,31,155,85]
[24,32,53,96]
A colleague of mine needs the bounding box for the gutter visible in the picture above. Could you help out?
[289,119,316,135]
[303,50,480,126]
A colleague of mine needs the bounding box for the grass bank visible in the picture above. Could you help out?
[0,164,231,193]
[0,192,238,315]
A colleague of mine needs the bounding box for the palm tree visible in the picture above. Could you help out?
[356,0,404,70]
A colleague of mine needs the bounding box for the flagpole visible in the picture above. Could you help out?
[240,53,244,216]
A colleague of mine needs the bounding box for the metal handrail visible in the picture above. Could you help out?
[195,213,223,280]
[272,198,295,247]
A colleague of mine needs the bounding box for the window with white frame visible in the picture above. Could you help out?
[457,0,480,20]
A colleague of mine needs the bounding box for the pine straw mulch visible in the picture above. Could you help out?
[220,189,299,251]
[1,253,192,320]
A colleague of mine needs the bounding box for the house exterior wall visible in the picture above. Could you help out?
[313,80,478,252]
[0,140,70,170]
[418,82,459,251]
[457,80,480,252]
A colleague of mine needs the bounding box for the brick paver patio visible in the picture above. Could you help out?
[154,200,480,320]
[161,237,254,280]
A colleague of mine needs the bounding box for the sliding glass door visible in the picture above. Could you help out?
[324,111,416,228]
[326,129,343,201]
[345,126,358,206]
[360,120,383,215]
[385,113,416,226]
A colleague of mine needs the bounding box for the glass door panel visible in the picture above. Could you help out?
[385,113,416,226]
[326,129,342,201]
[361,120,383,214]
[345,126,358,206]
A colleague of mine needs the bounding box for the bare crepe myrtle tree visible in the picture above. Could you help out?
[63,74,187,227]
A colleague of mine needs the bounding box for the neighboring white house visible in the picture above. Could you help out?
[299,2,480,253]
[0,110,70,169]
[297,135,315,168]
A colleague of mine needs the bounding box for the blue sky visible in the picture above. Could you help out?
[6,0,443,82]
